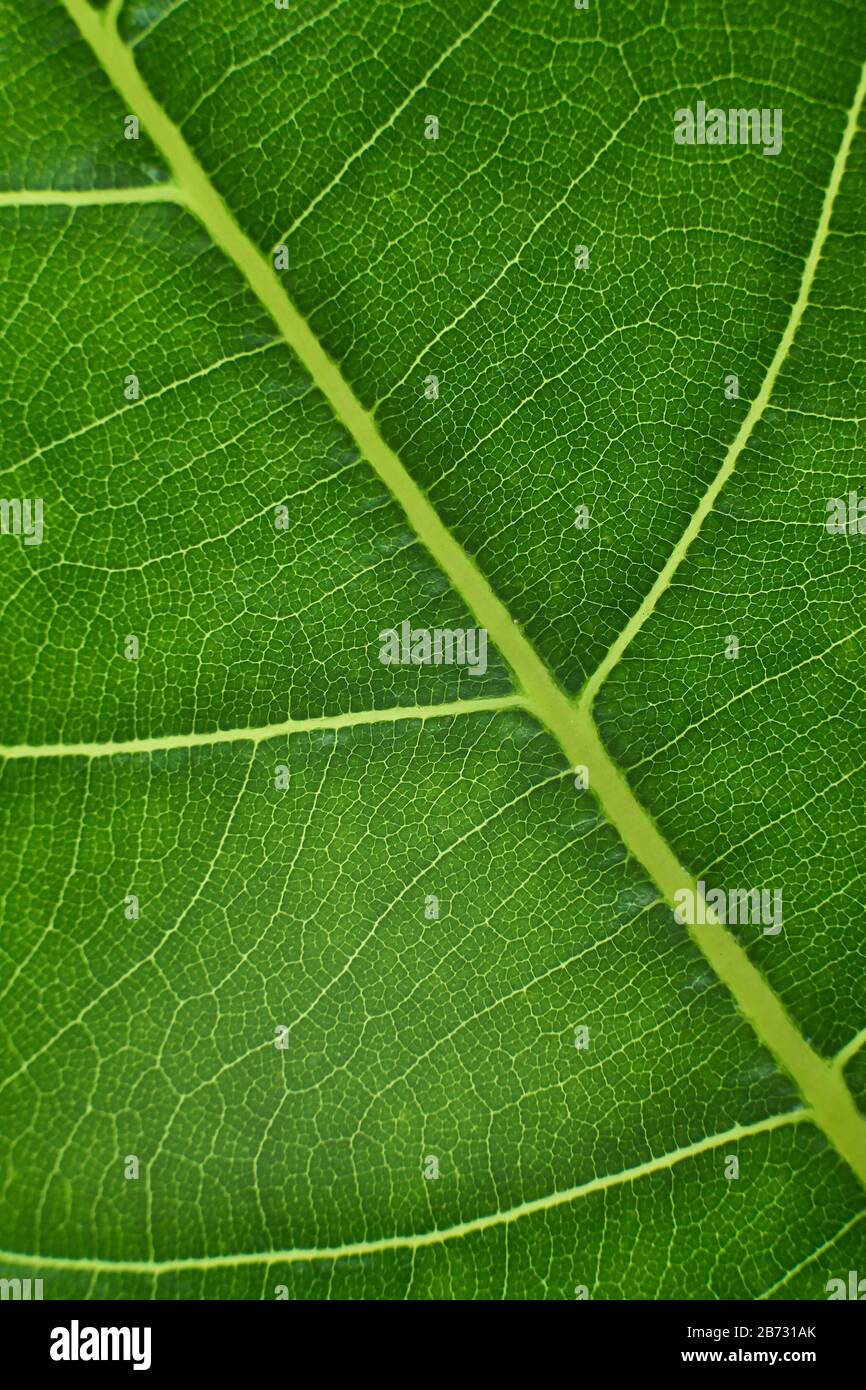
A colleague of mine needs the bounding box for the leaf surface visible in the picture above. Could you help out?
[1,0,865,1300]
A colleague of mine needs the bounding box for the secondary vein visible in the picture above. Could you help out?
[0,185,182,207]
[0,1109,807,1271]
[0,695,527,760]
[580,54,866,712]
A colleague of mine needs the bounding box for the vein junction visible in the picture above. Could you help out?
[24,0,866,1206]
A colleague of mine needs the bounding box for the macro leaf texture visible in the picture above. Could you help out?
[1,0,865,1302]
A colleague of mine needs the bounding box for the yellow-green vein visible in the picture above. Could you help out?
[0,1109,807,1272]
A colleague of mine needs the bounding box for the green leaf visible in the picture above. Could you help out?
[1,0,865,1300]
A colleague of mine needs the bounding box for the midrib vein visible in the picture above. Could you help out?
[0,1111,805,1271]
[59,0,866,1191]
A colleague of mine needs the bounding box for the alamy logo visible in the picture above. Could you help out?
[50,1320,152,1371]
[0,497,43,545]
[826,1270,866,1299]
[673,881,782,935]
[674,100,782,156]
[0,1277,43,1299]
[379,620,488,676]
[826,491,866,534]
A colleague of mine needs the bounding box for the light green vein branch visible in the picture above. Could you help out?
[580,54,866,713]
[60,0,866,1191]
[0,185,182,208]
[0,695,526,761]
[0,1109,806,1272]
[834,1025,866,1072]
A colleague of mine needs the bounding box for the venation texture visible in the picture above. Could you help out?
[1,0,865,1301]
